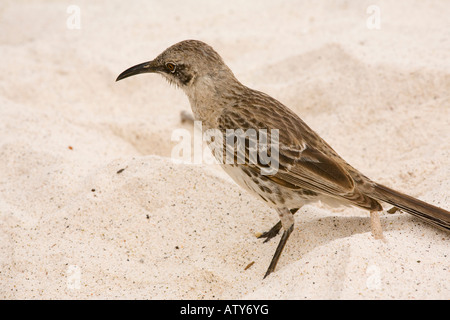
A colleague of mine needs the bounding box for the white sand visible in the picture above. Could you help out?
[1,0,449,299]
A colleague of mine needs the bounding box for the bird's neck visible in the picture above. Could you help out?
[184,71,243,127]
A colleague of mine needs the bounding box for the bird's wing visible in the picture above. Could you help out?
[216,98,381,210]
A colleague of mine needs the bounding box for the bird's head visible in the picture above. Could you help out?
[116,40,232,92]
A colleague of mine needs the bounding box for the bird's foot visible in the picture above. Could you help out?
[263,224,294,279]
[257,208,299,243]
[257,221,282,243]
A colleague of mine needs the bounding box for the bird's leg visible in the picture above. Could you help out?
[370,211,384,240]
[258,208,298,243]
[263,208,295,278]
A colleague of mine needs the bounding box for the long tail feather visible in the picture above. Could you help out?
[372,184,450,231]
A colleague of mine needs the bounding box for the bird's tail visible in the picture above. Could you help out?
[372,184,450,231]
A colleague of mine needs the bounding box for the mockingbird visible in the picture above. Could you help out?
[117,40,450,278]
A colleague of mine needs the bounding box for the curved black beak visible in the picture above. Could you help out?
[116,60,161,82]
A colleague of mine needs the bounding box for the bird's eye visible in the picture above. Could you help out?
[166,62,176,73]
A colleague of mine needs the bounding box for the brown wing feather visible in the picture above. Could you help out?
[217,91,382,211]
